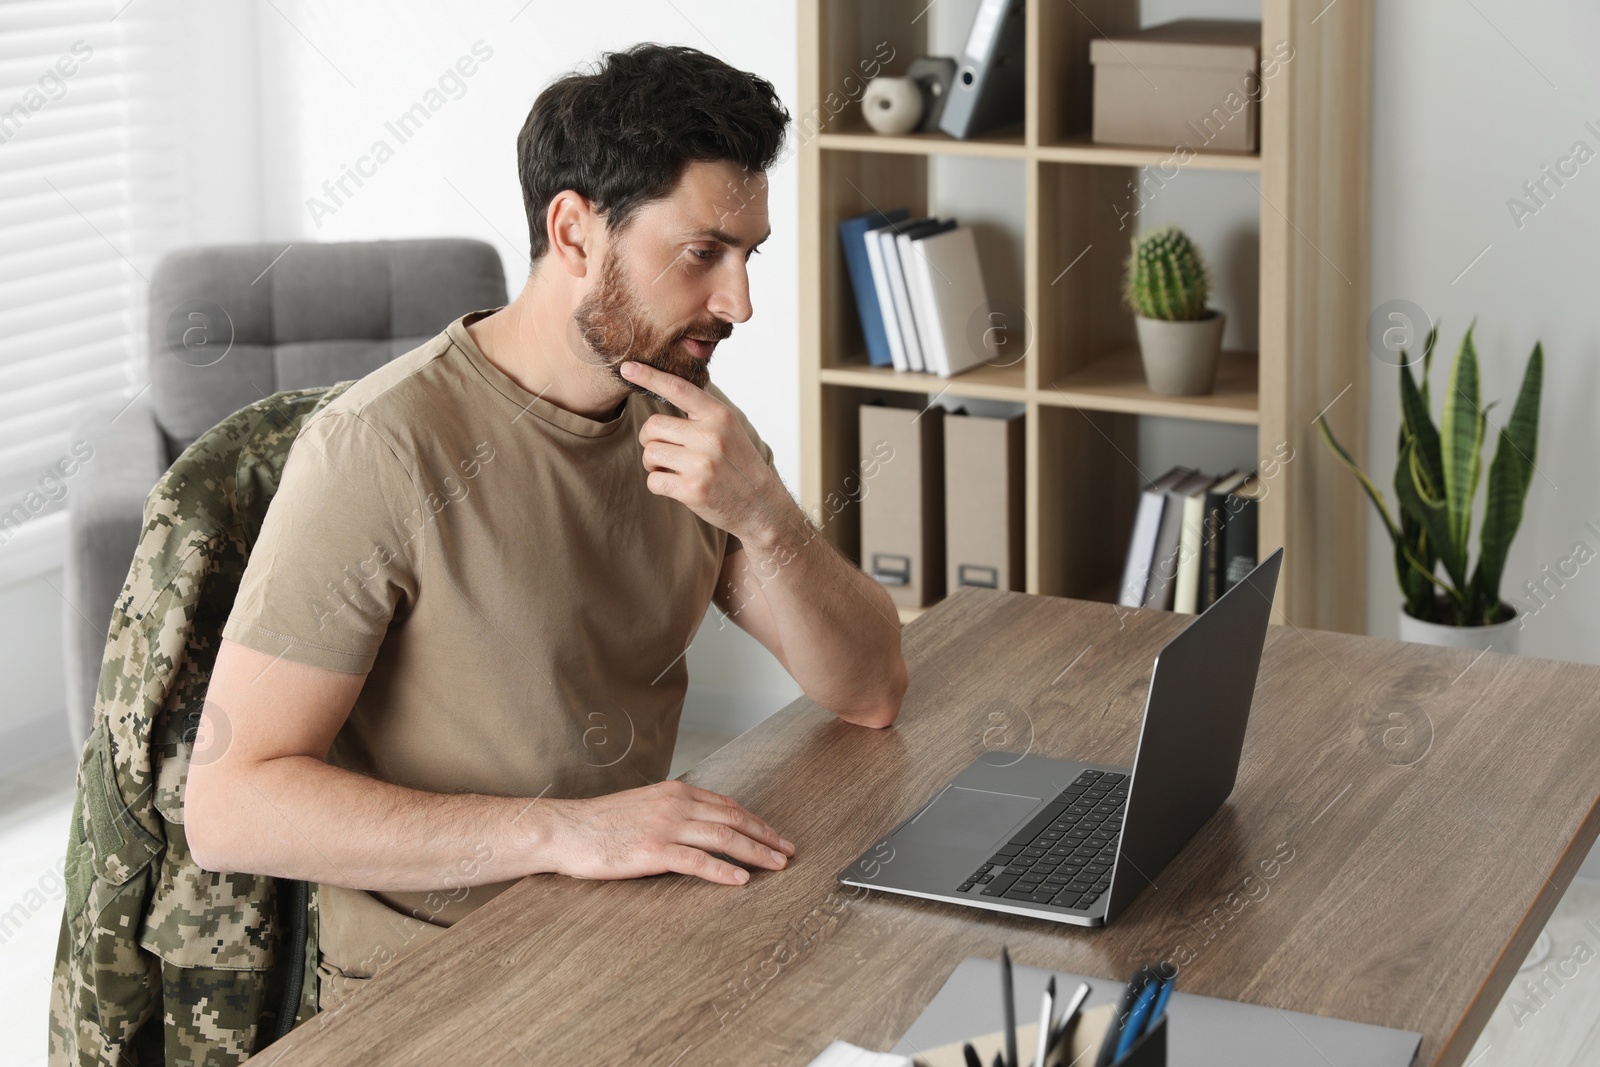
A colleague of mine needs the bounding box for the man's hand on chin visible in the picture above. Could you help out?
[624,358,908,730]
[624,359,792,550]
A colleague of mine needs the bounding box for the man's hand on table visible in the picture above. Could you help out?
[541,778,795,886]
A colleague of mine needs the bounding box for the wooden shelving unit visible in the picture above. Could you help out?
[797,0,1373,631]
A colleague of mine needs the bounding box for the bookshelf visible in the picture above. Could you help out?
[796,0,1372,631]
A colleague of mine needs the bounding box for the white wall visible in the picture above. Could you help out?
[1101,0,1600,661]
[249,0,804,731]
[1366,1,1600,662]
[9,1,1599,768]
[175,0,263,244]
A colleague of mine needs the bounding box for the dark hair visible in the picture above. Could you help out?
[517,43,790,265]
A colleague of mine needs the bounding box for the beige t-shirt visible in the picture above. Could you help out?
[221,308,775,994]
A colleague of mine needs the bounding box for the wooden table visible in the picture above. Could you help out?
[261,589,1600,1066]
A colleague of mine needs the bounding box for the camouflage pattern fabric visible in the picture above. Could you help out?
[50,384,353,1066]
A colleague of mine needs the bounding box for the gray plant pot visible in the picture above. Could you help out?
[1134,310,1226,396]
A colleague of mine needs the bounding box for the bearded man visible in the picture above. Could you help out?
[185,42,907,1010]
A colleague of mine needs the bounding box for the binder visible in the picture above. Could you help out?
[838,208,911,367]
[897,218,959,376]
[859,403,945,608]
[906,55,958,133]
[877,219,934,372]
[944,411,1023,594]
[903,224,998,378]
[938,0,1026,140]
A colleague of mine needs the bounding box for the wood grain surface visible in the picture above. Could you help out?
[259,589,1600,1067]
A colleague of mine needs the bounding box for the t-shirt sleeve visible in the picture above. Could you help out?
[222,411,421,674]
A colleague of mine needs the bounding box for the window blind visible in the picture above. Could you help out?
[0,0,183,569]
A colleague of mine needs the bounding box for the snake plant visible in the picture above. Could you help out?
[1317,323,1543,627]
[1123,225,1210,321]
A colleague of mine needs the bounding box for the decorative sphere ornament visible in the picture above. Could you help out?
[861,76,924,135]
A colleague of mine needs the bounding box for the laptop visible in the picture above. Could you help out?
[837,548,1283,927]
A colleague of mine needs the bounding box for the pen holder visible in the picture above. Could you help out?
[1109,1013,1166,1067]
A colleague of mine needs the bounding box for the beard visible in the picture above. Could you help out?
[570,244,730,397]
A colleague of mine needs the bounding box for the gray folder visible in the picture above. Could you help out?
[937,0,1026,140]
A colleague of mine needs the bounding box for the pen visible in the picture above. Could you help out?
[1000,946,1018,1067]
[1112,979,1160,1061]
[963,1043,984,1067]
[1091,966,1153,1067]
[1047,981,1091,1055]
[1032,976,1055,1067]
[1147,973,1175,1032]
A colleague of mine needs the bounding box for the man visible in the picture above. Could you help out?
[185,43,908,1010]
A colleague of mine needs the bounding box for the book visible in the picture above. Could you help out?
[1199,469,1252,612]
[897,218,959,376]
[878,218,934,373]
[1222,475,1264,593]
[1118,467,1195,608]
[838,208,911,367]
[862,214,914,371]
[1177,470,1245,614]
[904,224,998,379]
[1144,470,1216,610]
[1174,470,1235,614]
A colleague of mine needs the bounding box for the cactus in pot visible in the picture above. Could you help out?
[1124,225,1225,395]
[1125,225,1210,321]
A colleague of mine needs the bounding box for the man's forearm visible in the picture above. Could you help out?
[188,754,555,890]
[742,508,907,725]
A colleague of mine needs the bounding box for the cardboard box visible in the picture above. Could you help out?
[859,404,944,608]
[944,411,1024,593]
[1091,19,1264,153]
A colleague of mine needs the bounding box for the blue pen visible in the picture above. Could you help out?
[1147,975,1175,1031]
[1112,980,1159,1061]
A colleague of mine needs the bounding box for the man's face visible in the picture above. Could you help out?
[570,160,770,397]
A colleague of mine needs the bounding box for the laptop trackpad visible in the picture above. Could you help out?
[895,786,1041,853]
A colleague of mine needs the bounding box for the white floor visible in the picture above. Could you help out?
[1464,878,1600,1065]
[5,737,1598,1065]
[0,747,77,1067]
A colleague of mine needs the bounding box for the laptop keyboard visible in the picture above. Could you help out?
[956,769,1128,910]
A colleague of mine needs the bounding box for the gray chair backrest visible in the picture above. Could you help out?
[146,238,508,457]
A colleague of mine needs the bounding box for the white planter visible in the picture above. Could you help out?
[1134,310,1225,395]
[1397,609,1521,655]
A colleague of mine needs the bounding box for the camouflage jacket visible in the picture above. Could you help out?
[50,384,352,1066]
